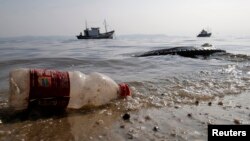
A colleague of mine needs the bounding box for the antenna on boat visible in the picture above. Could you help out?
[85,20,88,29]
[104,19,107,33]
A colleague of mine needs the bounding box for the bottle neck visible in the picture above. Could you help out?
[118,83,131,97]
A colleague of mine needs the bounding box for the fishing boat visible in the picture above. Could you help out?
[197,29,212,37]
[76,20,115,39]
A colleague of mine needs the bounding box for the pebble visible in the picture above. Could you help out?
[170,133,177,137]
[207,120,213,125]
[145,115,151,120]
[195,100,199,106]
[123,113,130,121]
[187,113,192,118]
[106,112,112,116]
[208,102,212,106]
[235,105,242,108]
[138,120,144,124]
[174,105,181,109]
[127,133,133,139]
[98,135,103,139]
[96,120,104,125]
[153,126,159,132]
[120,125,125,129]
[218,101,223,106]
[234,119,241,125]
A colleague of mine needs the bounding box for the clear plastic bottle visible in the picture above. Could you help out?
[9,68,131,111]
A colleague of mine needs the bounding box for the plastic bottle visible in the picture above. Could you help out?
[9,68,131,111]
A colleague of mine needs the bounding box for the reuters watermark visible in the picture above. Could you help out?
[208,125,250,140]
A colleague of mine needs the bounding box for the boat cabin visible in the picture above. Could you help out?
[84,28,100,37]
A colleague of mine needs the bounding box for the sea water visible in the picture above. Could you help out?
[0,35,250,105]
[0,35,250,140]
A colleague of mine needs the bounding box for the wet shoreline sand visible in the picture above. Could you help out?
[0,92,249,141]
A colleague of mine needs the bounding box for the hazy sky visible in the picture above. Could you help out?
[0,0,249,37]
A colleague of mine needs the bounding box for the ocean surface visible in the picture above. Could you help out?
[1,35,250,105]
[0,35,250,140]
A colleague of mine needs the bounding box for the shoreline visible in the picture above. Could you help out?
[0,92,249,140]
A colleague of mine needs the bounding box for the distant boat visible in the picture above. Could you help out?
[76,20,115,39]
[197,29,212,37]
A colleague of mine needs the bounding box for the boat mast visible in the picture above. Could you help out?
[104,19,107,33]
[85,20,88,29]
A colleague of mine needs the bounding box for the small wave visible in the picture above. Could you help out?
[115,64,250,111]
[210,53,250,62]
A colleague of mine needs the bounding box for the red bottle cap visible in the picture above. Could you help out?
[119,83,131,97]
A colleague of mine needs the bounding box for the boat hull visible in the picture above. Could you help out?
[77,30,115,39]
[197,33,212,37]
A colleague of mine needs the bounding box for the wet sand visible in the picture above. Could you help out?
[0,92,249,141]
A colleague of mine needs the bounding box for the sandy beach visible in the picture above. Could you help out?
[0,91,249,141]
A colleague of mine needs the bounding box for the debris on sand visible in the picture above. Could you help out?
[195,100,199,106]
[145,115,151,120]
[187,113,192,118]
[122,113,131,121]
[96,119,104,125]
[127,133,133,139]
[233,119,241,125]
[153,126,159,132]
[218,101,223,106]
[208,102,212,106]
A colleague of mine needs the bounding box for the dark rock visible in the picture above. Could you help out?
[218,101,223,106]
[145,115,151,120]
[208,102,212,106]
[187,113,192,118]
[153,126,159,132]
[235,105,242,108]
[195,100,199,106]
[122,113,130,121]
[120,125,125,128]
[95,120,104,125]
[127,133,133,139]
[234,119,241,125]
[171,133,177,137]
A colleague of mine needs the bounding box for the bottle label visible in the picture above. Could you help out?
[29,69,70,109]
